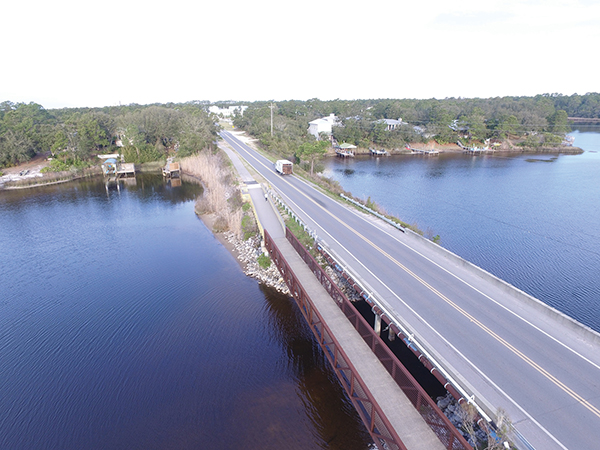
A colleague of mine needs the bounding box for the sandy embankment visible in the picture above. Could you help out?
[0,155,50,186]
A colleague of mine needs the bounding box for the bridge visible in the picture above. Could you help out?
[219,130,600,450]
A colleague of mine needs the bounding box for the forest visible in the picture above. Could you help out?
[232,93,600,157]
[2,93,599,169]
[0,101,218,169]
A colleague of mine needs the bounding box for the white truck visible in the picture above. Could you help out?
[275,159,293,175]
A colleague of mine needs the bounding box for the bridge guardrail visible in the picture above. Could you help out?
[281,227,473,450]
[267,186,492,424]
[267,185,539,450]
[265,229,408,450]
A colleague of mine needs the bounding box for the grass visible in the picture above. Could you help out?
[241,214,258,240]
[285,217,321,259]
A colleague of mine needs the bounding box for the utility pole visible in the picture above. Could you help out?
[269,102,274,137]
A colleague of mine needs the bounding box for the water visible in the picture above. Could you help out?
[324,129,600,333]
[0,175,370,449]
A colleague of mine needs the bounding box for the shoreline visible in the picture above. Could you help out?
[327,144,584,157]
[196,211,290,295]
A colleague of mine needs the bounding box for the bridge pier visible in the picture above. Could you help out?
[388,326,396,342]
[374,312,382,336]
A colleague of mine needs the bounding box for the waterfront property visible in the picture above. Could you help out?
[308,113,338,140]
[100,154,136,179]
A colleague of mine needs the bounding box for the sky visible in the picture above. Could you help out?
[2,0,599,109]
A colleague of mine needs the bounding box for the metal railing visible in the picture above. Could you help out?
[267,185,491,419]
[265,229,408,450]
[279,227,473,450]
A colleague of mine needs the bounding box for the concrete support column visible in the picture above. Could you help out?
[374,314,382,336]
[388,328,396,341]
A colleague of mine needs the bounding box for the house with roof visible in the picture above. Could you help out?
[308,113,338,140]
[376,118,403,131]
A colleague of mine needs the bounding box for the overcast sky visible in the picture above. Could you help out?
[2,0,598,109]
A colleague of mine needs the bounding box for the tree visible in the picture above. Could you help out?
[0,129,35,166]
[296,140,329,175]
[71,113,111,159]
[371,121,389,146]
[428,106,455,144]
[547,109,570,134]
[494,114,519,138]
[463,107,487,143]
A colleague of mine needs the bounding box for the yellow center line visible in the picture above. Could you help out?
[286,181,600,419]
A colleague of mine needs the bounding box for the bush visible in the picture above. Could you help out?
[257,254,271,269]
[41,158,90,173]
[241,214,258,240]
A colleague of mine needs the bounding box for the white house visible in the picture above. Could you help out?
[308,113,338,140]
[208,105,248,117]
[376,118,403,131]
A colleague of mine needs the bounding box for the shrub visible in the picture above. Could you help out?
[257,254,271,269]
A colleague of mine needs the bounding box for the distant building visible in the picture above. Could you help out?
[209,105,248,117]
[376,118,403,131]
[308,113,338,140]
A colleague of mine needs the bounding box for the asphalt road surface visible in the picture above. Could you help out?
[220,131,600,450]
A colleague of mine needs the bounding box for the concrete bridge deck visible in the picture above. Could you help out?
[271,234,446,450]
[219,130,600,450]
[220,140,456,449]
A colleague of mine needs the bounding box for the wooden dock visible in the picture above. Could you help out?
[162,161,181,178]
[335,149,355,158]
[457,140,493,155]
[369,148,389,156]
[408,146,439,156]
[335,143,356,158]
[116,163,135,178]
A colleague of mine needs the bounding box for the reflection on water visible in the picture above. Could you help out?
[262,285,371,449]
[0,174,371,450]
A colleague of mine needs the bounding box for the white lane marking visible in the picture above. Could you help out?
[222,131,572,448]
[225,133,569,448]
[285,167,600,373]
[229,130,600,374]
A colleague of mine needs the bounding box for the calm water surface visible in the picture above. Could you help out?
[0,175,370,449]
[324,129,600,333]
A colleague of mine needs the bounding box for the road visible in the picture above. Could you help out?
[220,130,600,450]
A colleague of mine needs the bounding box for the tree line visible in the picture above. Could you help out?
[232,93,600,157]
[0,101,218,168]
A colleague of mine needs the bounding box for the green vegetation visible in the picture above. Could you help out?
[241,214,258,240]
[285,214,315,250]
[41,158,91,173]
[232,94,599,160]
[257,254,271,269]
[1,101,218,169]
[296,140,329,175]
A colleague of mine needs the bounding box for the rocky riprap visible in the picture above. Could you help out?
[223,231,364,303]
[436,393,488,447]
[224,232,290,295]
[320,255,364,302]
